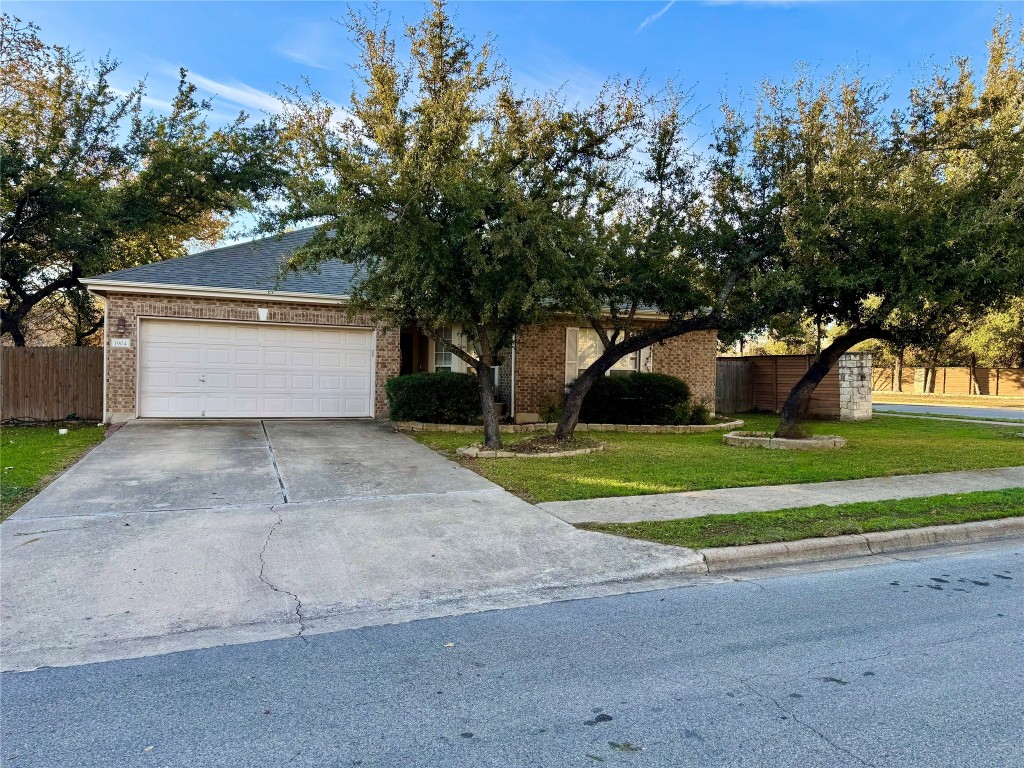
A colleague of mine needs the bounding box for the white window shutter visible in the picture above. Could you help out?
[453,325,464,373]
[641,345,654,373]
[565,327,579,385]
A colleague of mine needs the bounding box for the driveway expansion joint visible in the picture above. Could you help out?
[261,420,290,503]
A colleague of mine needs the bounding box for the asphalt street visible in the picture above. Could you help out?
[873,402,1024,421]
[2,542,1021,768]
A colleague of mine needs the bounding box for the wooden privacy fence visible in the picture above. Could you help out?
[1,347,103,421]
[717,354,846,417]
[873,366,1024,396]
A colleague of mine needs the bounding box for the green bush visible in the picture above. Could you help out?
[579,373,692,425]
[386,372,482,424]
[687,401,712,425]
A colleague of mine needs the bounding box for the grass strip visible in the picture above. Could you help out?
[1,423,106,522]
[577,488,1024,549]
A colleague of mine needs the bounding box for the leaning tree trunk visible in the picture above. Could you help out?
[476,363,503,449]
[774,328,878,439]
[554,362,609,441]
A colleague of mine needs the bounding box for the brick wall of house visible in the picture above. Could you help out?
[512,319,718,421]
[102,292,400,419]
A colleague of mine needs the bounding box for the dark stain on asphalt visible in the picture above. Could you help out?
[930,577,949,584]
[585,714,614,726]
[889,581,900,586]
[459,732,474,739]
[609,742,642,753]
[927,584,944,590]
[994,574,1012,580]
[818,677,850,686]
[683,729,704,741]
[789,693,803,699]
[863,671,875,677]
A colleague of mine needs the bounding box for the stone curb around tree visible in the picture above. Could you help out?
[394,419,744,435]
[457,444,606,459]
[697,516,1024,573]
[722,431,848,450]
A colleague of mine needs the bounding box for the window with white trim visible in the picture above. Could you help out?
[434,327,453,372]
[577,328,639,376]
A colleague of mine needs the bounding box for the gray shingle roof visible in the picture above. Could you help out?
[88,227,358,297]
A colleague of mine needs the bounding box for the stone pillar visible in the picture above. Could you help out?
[839,352,873,421]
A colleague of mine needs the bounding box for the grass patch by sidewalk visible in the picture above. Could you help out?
[1,423,105,522]
[413,413,1024,503]
[578,488,1024,549]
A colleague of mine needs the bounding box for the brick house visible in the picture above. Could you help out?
[83,228,717,424]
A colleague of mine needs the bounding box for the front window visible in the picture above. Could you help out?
[577,328,639,375]
[434,327,453,372]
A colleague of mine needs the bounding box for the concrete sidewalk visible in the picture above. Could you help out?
[540,466,1024,524]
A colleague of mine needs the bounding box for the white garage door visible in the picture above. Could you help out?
[139,319,374,418]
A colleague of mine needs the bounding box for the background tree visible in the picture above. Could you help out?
[272,1,639,448]
[757,17,1024,437]
[551,102,785,440]
[0,14,283,345]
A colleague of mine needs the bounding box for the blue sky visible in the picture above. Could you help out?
[9,1,1007,236]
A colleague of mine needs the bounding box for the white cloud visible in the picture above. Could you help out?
[185,71,285,115]
[637,1,677,33]
[277,21,347,70]
[514,51,606,106]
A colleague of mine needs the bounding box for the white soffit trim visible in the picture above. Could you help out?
[80,279,350,305]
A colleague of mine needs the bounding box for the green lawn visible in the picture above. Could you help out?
[1,423,105,521]
[578,488,1024,549]
[413,414,1024,503]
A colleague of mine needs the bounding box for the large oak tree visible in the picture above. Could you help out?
[272,1,640,447]
[0,15,283,345]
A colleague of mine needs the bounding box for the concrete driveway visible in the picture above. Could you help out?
[1,420,705,672]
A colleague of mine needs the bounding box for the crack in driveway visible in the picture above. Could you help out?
[257,508,307,641]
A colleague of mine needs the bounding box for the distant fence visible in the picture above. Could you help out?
[873,366,1024,396]
[1,347,103,421]
[716,354,846,418]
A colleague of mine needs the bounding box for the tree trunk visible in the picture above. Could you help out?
[554,362,608,441]
[1,313,27,346]
[774,327,879,439]
[476,363,502,449]
[894,348,904,392]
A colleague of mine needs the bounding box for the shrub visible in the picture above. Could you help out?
[579,373,692,425]
[687,401,712,425]
[386,372,481,424]
[538,393,565,424]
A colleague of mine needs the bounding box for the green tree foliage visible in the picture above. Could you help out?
[272,1,639,447]
[0,14,283,345]
[754,17,1024,437]
[552,101,786,439]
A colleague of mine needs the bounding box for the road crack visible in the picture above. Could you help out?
[740,680,876,767]
[258,508,307,641]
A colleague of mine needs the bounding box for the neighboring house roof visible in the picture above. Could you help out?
[83,227,358,298]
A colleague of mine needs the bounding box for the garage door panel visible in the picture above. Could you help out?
[140,320,373,418]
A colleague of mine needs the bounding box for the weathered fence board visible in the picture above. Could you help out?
[716,358,753,414]
[717,354,846,417]
[1,347,103,421]
[873,366,1024,396]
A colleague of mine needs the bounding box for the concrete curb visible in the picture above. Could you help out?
[699,516,1024,573]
